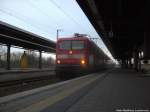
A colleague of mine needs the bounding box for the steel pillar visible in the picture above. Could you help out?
[125,60,128,68]
[144,32,150,58]
[133,51,139,71]
[121,59,126,68]
[128,58,132,69]
[6,44,11,70]
[39,51,42,69]
[138,59,141,71]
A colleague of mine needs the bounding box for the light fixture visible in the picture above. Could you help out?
[69,50,73,54]
[81,60,85,65]
[57,60,61,64]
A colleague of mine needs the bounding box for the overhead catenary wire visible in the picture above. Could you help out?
[0,9,56,38]
[28,0,74,36]
[48,0,115,61]
[49,0,89,34]
[27,0,57,32]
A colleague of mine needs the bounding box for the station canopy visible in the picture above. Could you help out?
[77,0,150,59]
[0,21,56,53]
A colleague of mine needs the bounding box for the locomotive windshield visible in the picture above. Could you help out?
[59,40,84,50]
[59,40,71,50]
[72,41,84,50]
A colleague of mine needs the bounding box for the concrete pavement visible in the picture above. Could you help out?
[44,69,150,112]
[1,68,150,112]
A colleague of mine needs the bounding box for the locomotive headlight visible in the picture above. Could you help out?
[81,60,85,65]
[57,60,61,64]
[69,50,73,54]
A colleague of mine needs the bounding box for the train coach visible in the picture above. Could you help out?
[56,33,113,78]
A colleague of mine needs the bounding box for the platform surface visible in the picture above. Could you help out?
[43,69,150,112]
[0,68,150,112]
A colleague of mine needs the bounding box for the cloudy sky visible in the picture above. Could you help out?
[0,0,114,60]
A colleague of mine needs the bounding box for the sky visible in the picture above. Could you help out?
[0,0,115,61]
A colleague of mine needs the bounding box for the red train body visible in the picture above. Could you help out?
[56,34,111,77]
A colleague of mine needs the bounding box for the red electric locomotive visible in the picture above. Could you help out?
[56,33,110,78]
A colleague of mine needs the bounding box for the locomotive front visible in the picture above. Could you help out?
[56,37,88,76]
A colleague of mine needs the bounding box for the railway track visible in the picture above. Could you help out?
[0,72,62,97]
[0,69,97,97]
[0,75,56,87]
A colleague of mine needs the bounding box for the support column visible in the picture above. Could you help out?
[144,11,150,59]
[138,58,141,71]
[128,58,132,69]
[125,59,128,68]
[39,51,42,69]
[126,59,129,68]
[121,59,126,68]
[133,51,139,71]
[144,32,150,58]
[6,44,11,70]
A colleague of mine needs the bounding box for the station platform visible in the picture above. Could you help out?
[0,68,150,112]
[0,66,55,74]
[0,67,55,82]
